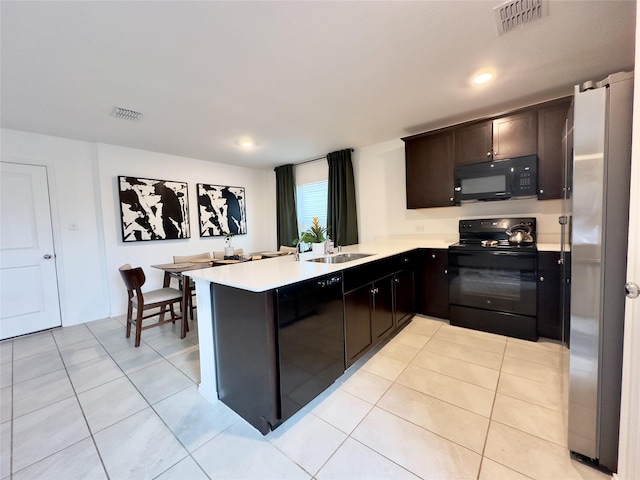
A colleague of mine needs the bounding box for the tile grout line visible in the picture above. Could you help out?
[88,321,203,479]
[92,317,214,480]
[51,326,111,480]
[9,337,14,480]
[99,315,217,480]
[475,332,508,480]
[8,320,200,479]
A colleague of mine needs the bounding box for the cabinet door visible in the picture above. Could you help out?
[404,131,455,208]
[537,252,563,340]
[454,121,492,165]
[394,268,415,327]
[371,276,394,342]
[537,99,572,200]
[492,111,537,160]
[417,249,449,319]
[344,286,373,367]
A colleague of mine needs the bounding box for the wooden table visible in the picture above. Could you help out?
[152,256,270,328]
[151,261,217,337]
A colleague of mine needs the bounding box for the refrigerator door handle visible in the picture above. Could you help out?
[558,215,567,264]
[625,282,639,299]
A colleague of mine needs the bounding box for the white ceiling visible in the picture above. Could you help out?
[1,1,635,170]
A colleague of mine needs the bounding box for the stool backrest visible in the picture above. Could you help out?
[119,264,146,294]
[173,252,212,263]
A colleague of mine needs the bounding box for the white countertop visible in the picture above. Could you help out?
[189,239,562,292]
[189,242,419,292]
[537,243,563,252]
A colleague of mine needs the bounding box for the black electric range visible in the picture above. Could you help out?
[448,218,538,341]
[449,217,537,252]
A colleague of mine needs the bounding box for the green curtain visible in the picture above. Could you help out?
[327,148,358,246]
[274,164,299,247]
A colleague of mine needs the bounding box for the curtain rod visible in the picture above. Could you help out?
[294,148,354,166]
[294,156,326,166]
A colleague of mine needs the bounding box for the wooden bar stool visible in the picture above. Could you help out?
[173,252,212,319]
[119,264,185,347]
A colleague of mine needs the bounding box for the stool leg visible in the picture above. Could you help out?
[126,300,133,338]
[135,309,143,347]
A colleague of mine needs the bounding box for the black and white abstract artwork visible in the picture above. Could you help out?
[118,176,190,242]
[197,184,247,237]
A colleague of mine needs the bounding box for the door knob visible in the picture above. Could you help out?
[626,282,639,299]
[44,254,53,259]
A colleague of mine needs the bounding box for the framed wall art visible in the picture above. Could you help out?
[118,176,190,242]
[197,184,247,237]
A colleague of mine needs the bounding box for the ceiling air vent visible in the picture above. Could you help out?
[111,106,142,121]
[494,0,548,35]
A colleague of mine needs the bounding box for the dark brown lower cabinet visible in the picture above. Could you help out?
[344,286,372,366]
[416,249,449,319]
[394,268,415,327]
[537,251,563,340]
[344,276,394,367]
[343,253,416,367]
[371,276,394,342]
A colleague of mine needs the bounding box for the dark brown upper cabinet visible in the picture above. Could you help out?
[454,111,537,166]
[454,121,493,165]
[404,96,571,209]
[537,98,572,200]
[404,130,455,208]
[492,111,538,160]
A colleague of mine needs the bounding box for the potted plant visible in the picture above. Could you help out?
[298,217,327,255]
[223,231,235,257]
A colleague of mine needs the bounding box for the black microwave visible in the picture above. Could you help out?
[453,155,537,204]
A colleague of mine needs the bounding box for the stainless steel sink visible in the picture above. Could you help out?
[306,253,374,264]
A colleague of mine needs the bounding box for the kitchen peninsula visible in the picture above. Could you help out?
[190,238,561,434]
[189,242,444,433]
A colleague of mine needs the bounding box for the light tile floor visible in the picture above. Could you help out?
[0,314,613,480]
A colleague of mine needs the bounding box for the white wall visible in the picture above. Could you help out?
[1,128,277,324]
[97,143,275,316]
[1,128,109,326]
[353,138,563,244]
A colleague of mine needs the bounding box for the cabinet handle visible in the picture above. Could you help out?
[539,189,544,194]
[432,254,436,259]
[450,197,454,202]
[394,278,400,283]
[444,269,448,275]
[539,276,544,282]
[486,151,492,157]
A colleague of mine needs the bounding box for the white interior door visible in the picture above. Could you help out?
[0,162,61,339]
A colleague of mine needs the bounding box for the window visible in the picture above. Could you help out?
[296,180,328,240]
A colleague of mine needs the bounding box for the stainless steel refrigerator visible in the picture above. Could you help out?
[564,71,633,472]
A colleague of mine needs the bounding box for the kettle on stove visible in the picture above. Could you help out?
[506,223,534,245]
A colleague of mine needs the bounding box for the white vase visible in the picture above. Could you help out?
[312,242,326,255]
[224,246,235,257]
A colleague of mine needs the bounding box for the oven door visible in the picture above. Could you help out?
[448,249,537,316]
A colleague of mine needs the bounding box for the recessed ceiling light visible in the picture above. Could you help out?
[238,138,255,149]
[473,72,494,84]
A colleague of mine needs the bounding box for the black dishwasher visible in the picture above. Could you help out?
[212,273,344,434]
[275,273,344,427]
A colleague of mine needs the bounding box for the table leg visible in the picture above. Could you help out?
[159,271,171,321]
[181,274,189,338]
